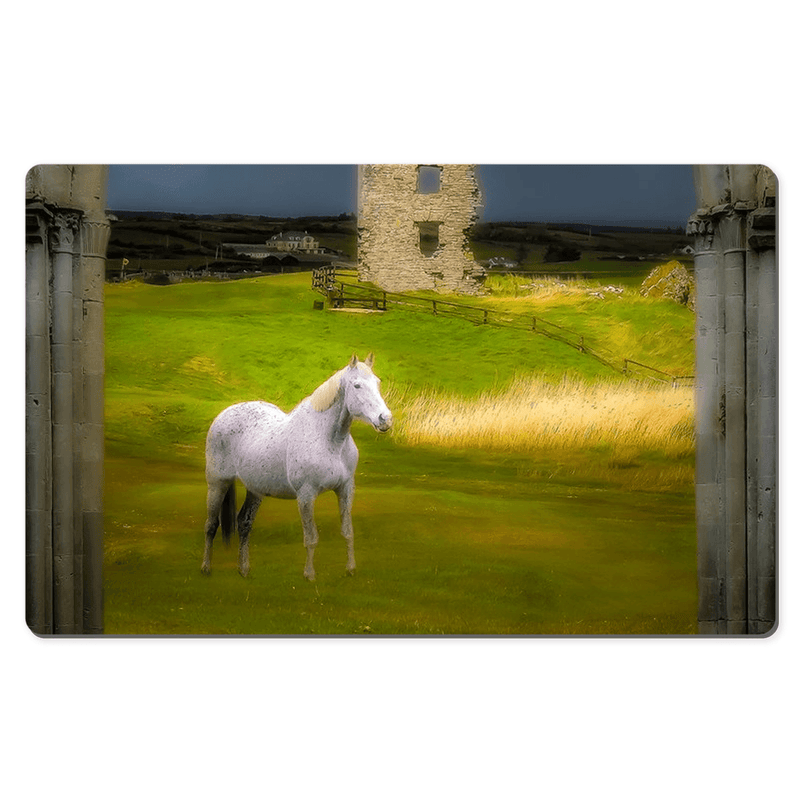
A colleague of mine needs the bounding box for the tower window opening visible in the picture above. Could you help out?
[416,221,441,256]
[417,166,442,194]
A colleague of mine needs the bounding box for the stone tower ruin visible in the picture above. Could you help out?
[357,164,484,294]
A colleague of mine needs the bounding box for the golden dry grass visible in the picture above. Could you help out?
[484,273,604,302]
[390,377,694,458]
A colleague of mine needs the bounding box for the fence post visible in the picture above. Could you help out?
[532,316,536,331]
[432,300,437,315]
[483,309,488,324]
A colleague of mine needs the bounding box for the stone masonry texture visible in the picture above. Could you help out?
[689,164,777,634]
[357,164,484,294]
[26,165,109,634]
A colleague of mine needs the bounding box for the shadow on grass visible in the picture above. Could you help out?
[104,437,696,636]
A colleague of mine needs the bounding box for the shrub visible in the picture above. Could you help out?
[543,244,582,263]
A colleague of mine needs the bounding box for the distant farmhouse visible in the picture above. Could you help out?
[265,231,323,254]
[223,230,325,261]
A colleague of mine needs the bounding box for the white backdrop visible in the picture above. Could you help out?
[7,3,797,797]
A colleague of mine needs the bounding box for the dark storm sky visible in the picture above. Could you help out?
[106,164,697,226]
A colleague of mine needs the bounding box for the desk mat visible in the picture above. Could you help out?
[25,164,777,636]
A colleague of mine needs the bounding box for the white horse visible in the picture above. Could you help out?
[201,353,392,581]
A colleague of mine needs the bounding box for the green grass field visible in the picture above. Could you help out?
[104,272,697,635]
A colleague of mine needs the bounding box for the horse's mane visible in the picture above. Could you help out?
[307,362,372,412]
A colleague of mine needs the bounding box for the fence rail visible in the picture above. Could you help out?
[623,359,695,387]
[312,266,692,386]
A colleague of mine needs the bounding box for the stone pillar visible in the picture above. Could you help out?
[50,212,80,633]
[750,199,777,634]
[688,165,777,634]
[26,204,54,634]
[79,215,109,634]
[25,165,109,635]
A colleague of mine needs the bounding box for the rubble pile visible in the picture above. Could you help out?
[640,260,696,310]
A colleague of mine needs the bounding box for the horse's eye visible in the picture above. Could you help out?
[353,382,362,389]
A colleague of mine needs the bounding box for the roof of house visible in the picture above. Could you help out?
[269,231,315,241]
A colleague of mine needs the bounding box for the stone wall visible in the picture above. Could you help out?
[26,165,110,634]
[357,164,484,294]
[689,164,777,634]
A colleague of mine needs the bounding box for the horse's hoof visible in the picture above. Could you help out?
[346,568,355,577]
[200,564,211,576]
[304,572,316,582]
[238,567,250,578]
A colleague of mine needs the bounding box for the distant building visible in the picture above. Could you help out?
[222,230,326,260]
[224,244,272,259]
[264,231,322,254]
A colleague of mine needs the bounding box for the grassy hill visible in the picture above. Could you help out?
[104,272,697,635]
[106,212,357,277]
[105,212,690,283]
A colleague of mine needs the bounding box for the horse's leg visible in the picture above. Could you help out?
[236,490,262,578]
[201,481,229,574]
[297,488,319,582]
[336,480,356,576]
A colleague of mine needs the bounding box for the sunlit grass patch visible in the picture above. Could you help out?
[103,274,697,635]
[516,457,695,494]
[484,272,610,301]
[474,273,695,377]
[390,377,694,460]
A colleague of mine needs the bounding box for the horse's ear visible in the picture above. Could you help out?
[365,352,375,368]
[349,353,358,368]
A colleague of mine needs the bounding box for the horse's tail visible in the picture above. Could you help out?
[220,482,236,546]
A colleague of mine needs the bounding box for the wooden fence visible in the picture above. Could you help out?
[312,267,692,386]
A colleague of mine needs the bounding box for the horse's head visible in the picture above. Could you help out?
[343,353,393,432]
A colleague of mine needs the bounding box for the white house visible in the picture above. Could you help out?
[264,231,322,253]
